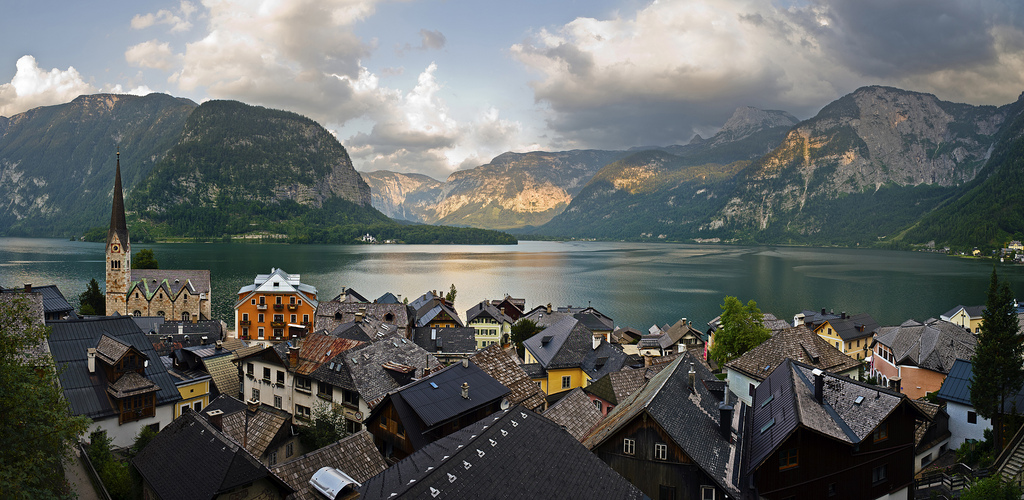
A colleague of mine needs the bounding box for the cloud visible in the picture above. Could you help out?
[419,29,446,51]
[131,0,196,32]
[125,40,179,71]
[511,0,1024,149]
[0,55,97,117]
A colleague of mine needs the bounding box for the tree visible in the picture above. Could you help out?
[131,248,158,269]
[709,296,771,368]
[79,277,105,316]
[444,283,457,304]
[299,400,349,450]
[960,476,1023,500]
[0,296,91,499]
[970,268,1024,450]
[510,318,542,358]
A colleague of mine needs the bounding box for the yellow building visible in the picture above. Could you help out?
[170,372,211,418]
[523,316,593,395]
[813,312,879,361]
[466,301,514,349]
[940,305,985,334]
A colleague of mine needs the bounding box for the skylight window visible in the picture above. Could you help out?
[855,395,865,405]
[430,382,439,389]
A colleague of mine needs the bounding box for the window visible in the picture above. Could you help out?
[342,389,359,407]
[243,313,249,321]
[654,442,668,460]
[290,296,296,304]
[252,388,260,401]
[263,367,271,382]
[269,451,277,466]
[594,400,602,412]
[295,404,311,420]
[749,383,755,396]
[274,395,282,408]
[258,313,265,323]
[133,310,141,316]
[276,296,282,304]
[181,312,190,321]
[258,327,265,339]
[623,438,635,455]
[779,448,798,470]
[296,377,312,392]
[247,363,254,375]
[561,375,571,389]
[872,464,888,484]
[303,314,309,323]
[193,401,202,412]
[968,411,978,424]
[291,314,297,322]
[827,483,836,497]
[873,422,889,442]
[286,442,294,457]
[251,299,256,305]
[660,485,677,500]
[701,486,715,500]
[274,314,283,322]
[277,370,285,384]
[241,327,248,338]
[318,382,333,401]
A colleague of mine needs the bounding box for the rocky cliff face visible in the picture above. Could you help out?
[706,86,1006,239]
[361,170,444,222]
[0,93,197,236]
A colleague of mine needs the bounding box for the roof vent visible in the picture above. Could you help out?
[309,467,360,500]
[541,336,553,345]
[461,382,470,399]
[854,395,865,405]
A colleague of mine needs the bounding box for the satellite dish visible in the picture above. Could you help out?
[500,398,510,410]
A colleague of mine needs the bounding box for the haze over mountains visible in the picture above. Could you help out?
[1,85,1022,249]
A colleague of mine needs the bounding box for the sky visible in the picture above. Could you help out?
[3,0,1024,180]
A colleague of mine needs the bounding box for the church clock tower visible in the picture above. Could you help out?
[105,150,132,316]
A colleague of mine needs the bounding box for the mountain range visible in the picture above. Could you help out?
[2,86,1023,249]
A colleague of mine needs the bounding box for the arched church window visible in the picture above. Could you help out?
[157,311,165,316]
[133,310,141,316]
[182,312,190,321]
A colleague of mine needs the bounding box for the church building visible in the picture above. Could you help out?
[104,151,212,321]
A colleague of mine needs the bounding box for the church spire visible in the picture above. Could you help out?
[107,148,129,247]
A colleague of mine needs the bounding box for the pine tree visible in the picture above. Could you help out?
[79,278,105,316]
[970,268,1024,450]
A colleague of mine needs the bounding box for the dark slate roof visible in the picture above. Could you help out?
[0,284,75,318]
[581,339,636,379]
[48,316,181,418]
[380,361,510,429]
[520,362,545,379]
[746,359,912,474]
[465,301,513,324]
[132,316,165,335]
[821,312,880,341]
[329,322,373,342]
[941,305,986,320]
[469,344,547,411]
[726,325,861,382]
[376,292,400,304]
[272,430,387,500]
[873,318,977,375]
[583,351,744,497]
[133,410,292,500]
[523,316,594,370]
[358,407,645,500]
[158,320,223,337]
[333,287,370,303]
[935,358,974,405]
[574,310,614,332]
[412,326,477,353]
[542,387,603,441]
[106,152,129,250]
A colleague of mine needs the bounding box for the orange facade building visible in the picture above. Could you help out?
[235,268,317,345]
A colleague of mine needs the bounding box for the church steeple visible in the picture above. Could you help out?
[105,149,131,316]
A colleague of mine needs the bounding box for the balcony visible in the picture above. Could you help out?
[239,320,251,326]
[288,304,298,311]
[273,304,284,311]
[256,304,268,311]
[271,321,287,329]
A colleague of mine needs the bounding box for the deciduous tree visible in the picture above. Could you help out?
[511,318,541,358]
[709,296,771,368]
[299,400,349,451]
[971,268,1024,450]
[131,248,158,269]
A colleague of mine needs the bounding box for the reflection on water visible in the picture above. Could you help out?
[1,238,1022,330]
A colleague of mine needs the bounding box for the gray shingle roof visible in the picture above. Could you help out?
[358,407,645,499]
[48,316,181,419]
[332,336,442,408]
[272,430,386,500]
[583,351,744,497]
[542,387,603,441]
[315,300,410,337]
[220,401,292,459]
[465,301,513,324]
[726,325,861,382]
[581,339,636,379]
[523,316,593,370]
[583,367,652,406]
[470,344,547,411]
[873,318,977,375]
[132,410,292,500]
[412,326,477,354]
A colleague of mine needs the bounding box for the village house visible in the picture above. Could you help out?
[583,352,747,500]
[934,358,1004,450]
[940,305,986,333]
[235,268,317,345]
[314,296,412,339]
[469,344,548,412]
[0,283,76,321]
[543,387,604,441]
[584,367,656,417]
[411,325,478,364]
[364,359,511,460]
[745,359,927,500]
[357,407,645,499]
[203,395,302,467]
[707,312,791,364]
[409,291,463,330]
[523,315,595,395]
[725,325,861,406]
[170,339,246,400]
[465,299,514,348]
[489,295,526,321]
[871,318,977,399]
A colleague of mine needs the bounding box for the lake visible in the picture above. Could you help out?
[1,238,1021,331]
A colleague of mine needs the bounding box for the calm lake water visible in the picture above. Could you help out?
[1,238,1021,331]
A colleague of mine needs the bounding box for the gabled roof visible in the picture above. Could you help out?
[1,284,75,318]
[372,361,511,450]
[235,268,317,307]
[941,305,986,320]
[333,287,369,303]
[818,312,880,341]
[272,430,386,500]
[415,303,464,328]
[132,410,293,500]
[542,387,603,441]
[470,344,547,411]
[375,292,401,304]
[294,333,366,376]
[726,325,861,382]
[465,300,513,324]
[129,269,211,299]
[574,310,614,332]
[95,333,138,365]
[583,351,744,497]
[314,300,410,335]
[873,318,977,374]
[746,359,915,474]
[328,336,442,408]
[935,358,974,406]
[523,316,593,370]
[357,407,644,499]
[48,316,181,418]
[581,339,636,379]
[412,326,477,353]
[219,399,292,459]
[107,371,160,398]
[583,367,653,406]
[204,354,241,398]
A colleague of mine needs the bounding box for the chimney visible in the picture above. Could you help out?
[23,283,31,293]
[461,382,470,399]
[688,363,696,393]
[821,308,826,315]
[215,340,223,350]
[812,368,824,404]
[289,346,299,366]
[841,312,847,319]
[247,398,260,413]
[354,312,363,323]
[206,409,224,430]
[718,401,734,440]
[87,348,96,373]
[546,303,552,314]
